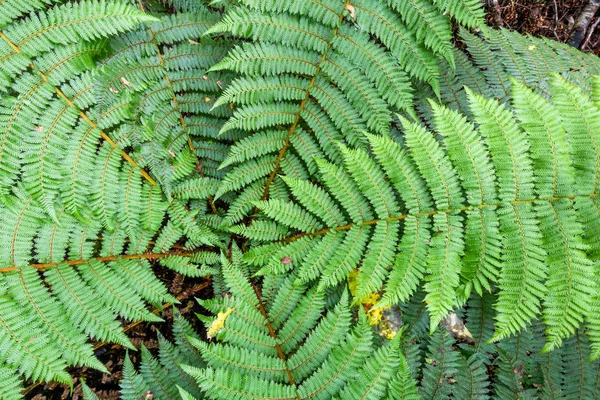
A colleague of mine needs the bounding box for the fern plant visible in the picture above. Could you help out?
[3,0,600,399]
[205,0,487,223]
[114,258,600,400]
[107,74,600,400]
[411,27,600,122]
[0,0,230,395]
[122,248,417,400]
[239,75,600,357]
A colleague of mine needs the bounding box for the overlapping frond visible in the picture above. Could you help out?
[0,1,224,393]
[87,264,600,400]
[117,310,205,399]
[4,1,600,398]
[0,186,218,390]
[100,3,234,194]
[207,0,485,222]
[176,250,414,400]
[237,77,600,353]
[412,28,600,128]
[461,28,600,102]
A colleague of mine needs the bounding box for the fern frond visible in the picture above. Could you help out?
[557,333,594,398]
[5,1,600,397]
[454,354,491,399]
[81,302,208,400]
[99,4,233,196]
[0,295,72,384]
[460,28,600,103]
[0,0,155,59]
[237,78,600,353]
[388,354,420,400]
[493,327,542,398]
[0,367,23,400]
[419,330,460,398]
[206,0,481,221]
[387,0,454,67]
[176,253,412,399]
[0,0,230,393]
[433,0,485,28]
[335,334,402,399]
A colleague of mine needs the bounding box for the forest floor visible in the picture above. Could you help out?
[26,0,600,398]
[485,0,600,53]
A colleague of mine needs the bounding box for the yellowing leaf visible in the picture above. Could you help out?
[207,308,234,339]
[367,306,384,326]
[347,269,359,296]
[361,292,380,306]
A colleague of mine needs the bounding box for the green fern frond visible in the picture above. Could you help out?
[205,0,482,222]
[0,0,155,59]
[419,330,460,398]
[237,78,600,353]
[0,0,52,30]
[4,1,600,398]
[81,381,100,400]
[460,28,600,103]
[388,354,420,400]
[560,333,599,399]
[335,334,402,399]
[174,252,412,400]
[99,308,204,400]
[0,367,23,400]
[433,0,485,29]
[454,354,491,399]
[98,4,233,196]
[387,0,454,67]
[493,327,542,398]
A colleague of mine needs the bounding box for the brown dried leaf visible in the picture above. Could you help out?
[345,4,356,19]
[120,77,133,87]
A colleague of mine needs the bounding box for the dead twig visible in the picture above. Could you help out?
[582,16,600,49]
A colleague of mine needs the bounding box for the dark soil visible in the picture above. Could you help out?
[24,1,600,398]
[486,0,600,53]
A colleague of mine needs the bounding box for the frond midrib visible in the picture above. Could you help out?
[259,1,350,201]
[279,191,600,244]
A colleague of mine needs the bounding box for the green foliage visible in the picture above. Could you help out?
[241,76,600,355]
[177,251,415,400]
[114,259,600,400]
[2,0,600,399]
[411,28,600,124]
[0,0,229,394]
[206,0,486,223]
[119,311,206,399]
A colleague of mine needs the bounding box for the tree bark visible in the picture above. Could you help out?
[569,0,600,48]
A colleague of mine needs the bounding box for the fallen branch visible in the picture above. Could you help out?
[569,0,600,48]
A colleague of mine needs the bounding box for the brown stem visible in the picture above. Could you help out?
[281,192,600,243]
[0,249,210,273]
[252,283,300,395]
